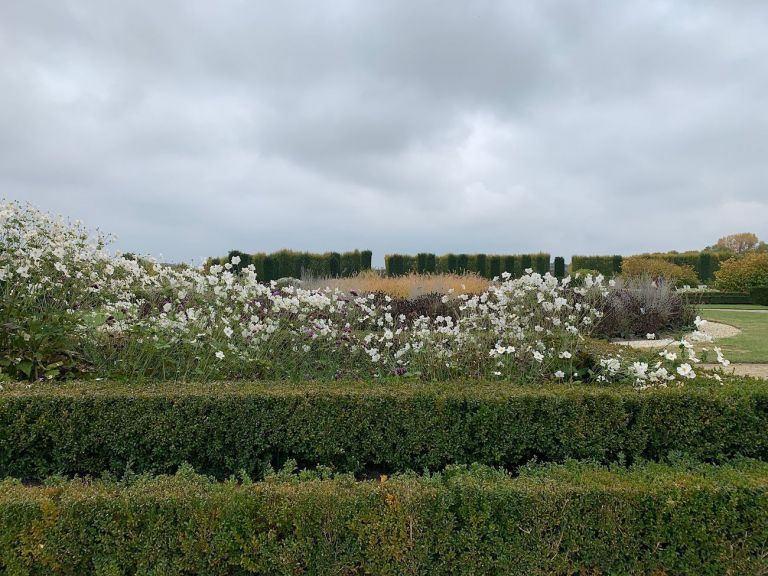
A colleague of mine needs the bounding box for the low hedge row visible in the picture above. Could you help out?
[683,291,753,305]
[2,380,767,481]
[2,461,767,575]
[752,285,768,306]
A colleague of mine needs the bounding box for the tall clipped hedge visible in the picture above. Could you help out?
[571,255,623,277]
[2,380,766,481]
[209,249,373,281]
[2,461,767,575]
[554,256,565,278]
[391,253,551,279]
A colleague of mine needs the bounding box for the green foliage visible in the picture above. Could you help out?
[682,291,753,305]
[430,253,545,278]
[750,286,768,306]
[534,253,550,275]
[503,255,516,277]
[385,254,416,276]
[521,254,532,272]
[1,460,767,575]
[213,249,373,281]
[571,255,622,277]
[456,253,470,273]
[1,380,766,481]
[473,253,487,277]
[416,253,436,274]
[360,250,372,271]
[554,256,565,278]
[488,255,502,279]
[328,252,341,277]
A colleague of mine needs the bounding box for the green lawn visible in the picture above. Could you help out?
[699,304,768,311]
[699,308,768,363]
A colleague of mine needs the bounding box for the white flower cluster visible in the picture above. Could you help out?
[0,201,726,387]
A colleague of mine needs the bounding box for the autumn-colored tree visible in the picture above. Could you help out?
[715,233,760,254]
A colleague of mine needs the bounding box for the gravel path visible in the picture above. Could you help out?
[613,321,740,349]
[701,364,768,379]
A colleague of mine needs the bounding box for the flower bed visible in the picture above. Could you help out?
[0,202,724,387]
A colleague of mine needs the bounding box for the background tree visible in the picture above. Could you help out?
[714,233,760,254]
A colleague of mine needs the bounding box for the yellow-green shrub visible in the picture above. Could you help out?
[621,256,700,287]
[714,252,768,292]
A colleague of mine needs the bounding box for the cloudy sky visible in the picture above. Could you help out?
[2,1,767,265]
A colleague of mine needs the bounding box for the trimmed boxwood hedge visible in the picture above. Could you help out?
[751,285,768,306]
[683,291,753,305]
[2,380,767,481]
[1,461,767,575]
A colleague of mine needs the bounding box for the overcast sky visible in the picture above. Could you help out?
[2,1,767,265]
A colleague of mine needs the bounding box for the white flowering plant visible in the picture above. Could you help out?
[0,201,726,388]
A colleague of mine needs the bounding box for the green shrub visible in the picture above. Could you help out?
[456,254,470,273]
[443,253,458,273]
[416,253,436,274]
[571,256,622,277]
[474,253,487,277]
[1,380,766,481]
[521,254,532,272]
[751,286,768,306]
[682,291,752,305]
[360,250,373,271]
[554,256,565,278]
[488,255,502,279]
[503,255,517,277]
[534,253,550,275]
[1,460,766,575]
[714,252,768,292]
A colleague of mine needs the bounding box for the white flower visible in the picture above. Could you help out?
[558,351,572,359]
[630,362,649,379]
[493,371,502,376]
[223,326,234,339]
[554,370,565,379]
[162,302,172,313]
[231,255,241,265]
[676,363,695,379]
[646,333,656,340]
[660,351,677,361]
[215,351,225,360]
[532,351,544,363]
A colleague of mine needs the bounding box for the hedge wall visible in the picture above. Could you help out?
[2,380,767,481]
[209,249,372,281]
[2,461,767,575]
[683,291,753,305]
[388,253,552,278]
[752,286,768,306]
[571,255,623,277]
